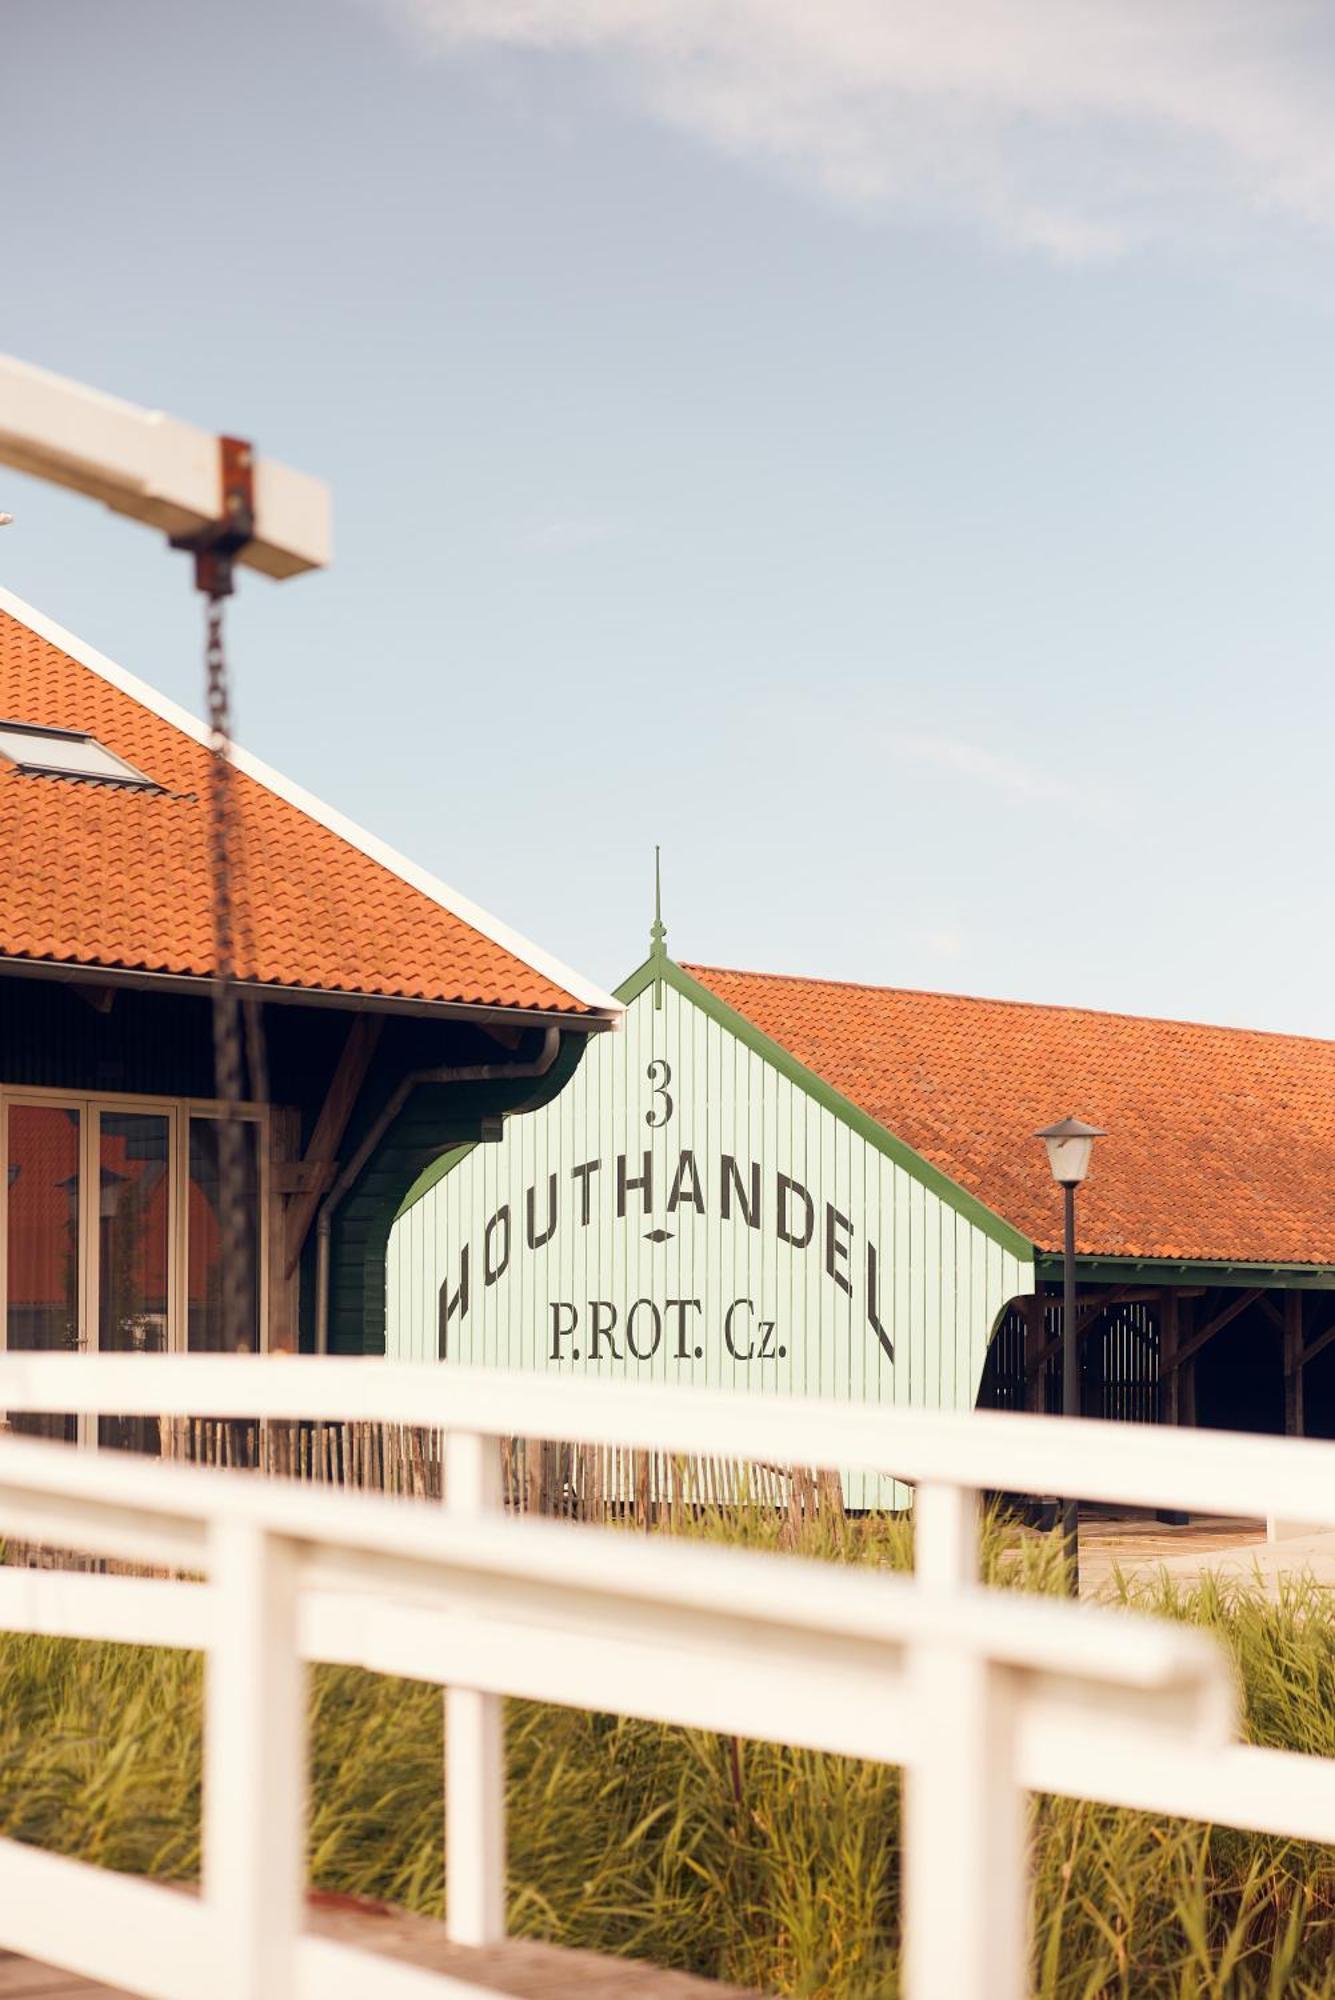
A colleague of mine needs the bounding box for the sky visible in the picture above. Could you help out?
[5,0,1335,1034]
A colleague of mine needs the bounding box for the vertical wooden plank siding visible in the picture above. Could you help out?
[387,981,1032,1507]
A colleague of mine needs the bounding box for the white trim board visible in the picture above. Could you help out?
[0,588,621,1023]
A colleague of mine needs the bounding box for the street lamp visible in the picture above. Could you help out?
[1035,1116,1105,1592]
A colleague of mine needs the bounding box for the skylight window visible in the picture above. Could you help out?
[0,722,157,789]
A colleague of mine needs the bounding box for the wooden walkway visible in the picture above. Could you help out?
[0,1897,760,1997]
[1076,1513,1265,1596]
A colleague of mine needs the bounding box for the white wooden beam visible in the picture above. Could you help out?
[0,354,330,578]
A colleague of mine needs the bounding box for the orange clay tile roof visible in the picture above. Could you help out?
[0,602,605,1018]
[685,963,1335,1267]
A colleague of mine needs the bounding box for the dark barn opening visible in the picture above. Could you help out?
[1193,1308,1284,1436]
[977,1296,1160,1422]
[978,1284,1335,1445]
[1302,1340,1335,1439]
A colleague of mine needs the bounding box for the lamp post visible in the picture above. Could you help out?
[1035,1117,1105,1593]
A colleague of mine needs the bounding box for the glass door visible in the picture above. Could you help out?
[5,1101,82,1442]
[96,1110,171,1453]
[187,1116,260,1352]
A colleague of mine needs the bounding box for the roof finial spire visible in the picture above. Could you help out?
[651,845,667,1008]
[651,844,667,956]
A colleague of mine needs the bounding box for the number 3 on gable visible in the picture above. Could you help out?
[645,1060,673,1128]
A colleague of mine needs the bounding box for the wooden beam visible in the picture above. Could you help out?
[1301,1313,1335,1370]
[1171,1289,1265,1374]
[282,1014,383,1279]
[1284,1291,1304,1437]
[1028,1283,1226,1386]
[71,983,116,1015]
[271,1160,335,1196]
[1257,1294,1284,1332]
[0,353,331,580]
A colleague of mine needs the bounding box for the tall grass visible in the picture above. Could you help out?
[0,1516,1333,1995]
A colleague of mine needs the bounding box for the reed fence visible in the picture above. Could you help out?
[0,1415,845,1569]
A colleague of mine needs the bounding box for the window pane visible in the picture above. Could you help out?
[0,724,153,787]
[188,1118,260,1352]
[97,1112,170,1454]
[5,1103,80,1443]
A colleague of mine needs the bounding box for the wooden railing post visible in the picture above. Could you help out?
[914,1477,978,1590]
[906,1480,1024,2000]
[903,1639,1026,2000]
[444,1428,506,1946]
[204,1518,304,2000]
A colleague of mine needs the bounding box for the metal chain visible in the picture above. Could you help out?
[205,595,253,1352]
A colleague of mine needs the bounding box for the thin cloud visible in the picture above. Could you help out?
[381,0,1335,258]
[889,730,1109,811]
[920,925,966,961]
[524,516,621,552]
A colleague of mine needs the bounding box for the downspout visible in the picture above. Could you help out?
[314,1026,561,1356]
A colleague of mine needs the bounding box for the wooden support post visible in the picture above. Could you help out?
[1019,1297,1054,1531]
[1284,1291,1305,1439]
[1156,1293,1186,1524]
[1020,1297,1046,1416]
[1159,1293,1179,1428]
[1179,1297,1197,1429]
[265,1107,301,1352]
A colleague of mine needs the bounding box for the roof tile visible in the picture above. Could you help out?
[0,607,594,1016]
[686,963,1335,1267]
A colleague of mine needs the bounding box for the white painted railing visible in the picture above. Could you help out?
[0,1355,1329,2000]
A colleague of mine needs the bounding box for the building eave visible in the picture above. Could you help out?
[0,953,616,1033]
[1035,1251,1335,1292]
